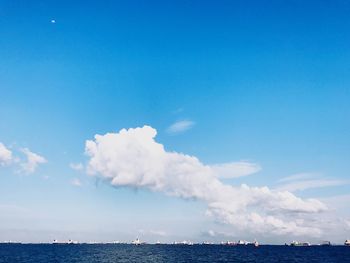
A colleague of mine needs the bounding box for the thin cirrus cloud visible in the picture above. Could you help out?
[211,161,261,179]
[0,142,13,166]
[276,179,347,192]
[166,120,195,134]
[84,125,327,237]
[278,172,318,183]
[276,173,349,192]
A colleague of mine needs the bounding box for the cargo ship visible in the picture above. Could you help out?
[290,241,310,246]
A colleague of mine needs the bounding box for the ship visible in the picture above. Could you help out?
[223,240,236,246]
[237,240,259,247]
[52,239,78,245]
[131,238,141,245]
[222,240,258,247]
[246,240,259,247]
[173,240,194,245]
[131,238,145,245]
[290,241,310,246]
[345,240,350,246]
[1,241,22,244]
[236,240,248,245]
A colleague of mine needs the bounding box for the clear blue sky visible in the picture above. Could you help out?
[0,1,349,243]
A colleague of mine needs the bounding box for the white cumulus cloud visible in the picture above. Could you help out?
[0,142,13,166]
[166,120,195,134]
[85,126,327,236]
[20,148,47,174]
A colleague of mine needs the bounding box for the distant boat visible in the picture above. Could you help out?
[345,240,350,246]
[173,240,193,245]
[237,240,248,246]
[1,241,21,244]
[131,238,144,245]
[52,239,66,245]
[236,240,259,247]
[320,241,331,246]
[223,241,236,246]
[247,240,259,247]
[290,241,310,246]
[52,239,78,245]
[221,240,258,247]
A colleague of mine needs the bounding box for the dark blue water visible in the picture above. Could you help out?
[0,244,349,263]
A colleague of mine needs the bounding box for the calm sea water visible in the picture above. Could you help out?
[0,244,349,263]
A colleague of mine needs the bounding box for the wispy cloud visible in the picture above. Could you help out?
[276,179,347,192]
[319,194,350,214]
[166,120,195,134]
[71,178,82,187]
[211,161,261,179]
[0,143,48,174]
[278,173,318,183]
[20,148,47,174]
[70,162,84,171]
[0,142,13,166]
[276,173,349,192]
[172,107,184,114]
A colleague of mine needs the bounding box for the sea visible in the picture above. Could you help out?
[0,244,349,263]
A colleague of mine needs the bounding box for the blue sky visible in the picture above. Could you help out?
[0,1,350,243]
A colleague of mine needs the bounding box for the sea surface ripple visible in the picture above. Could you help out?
[0,244,349,263]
